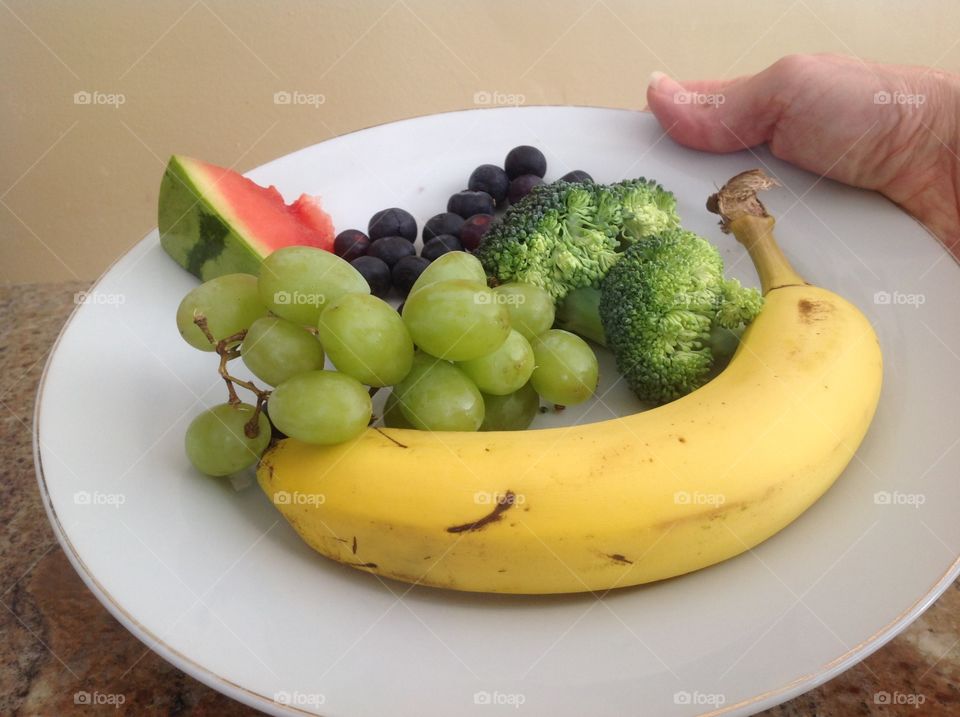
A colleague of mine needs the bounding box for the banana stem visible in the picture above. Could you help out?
[729,215,807,294]
[708,170,807,295]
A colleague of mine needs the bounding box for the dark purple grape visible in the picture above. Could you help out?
[508,174,544,204]
[421,234,463,261]
[333,229,370,262]
[447,190,494,219]
[559,170,593,183]
[422,212,464,241]
[392,256,431,297]
[368,207,417,242]
[468,164,509,204]
[350,256,391,298]
[504,145,546,179]
[460,214,494,252]
[368,236,416,267]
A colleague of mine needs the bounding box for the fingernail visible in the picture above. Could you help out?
[648,71,668,90]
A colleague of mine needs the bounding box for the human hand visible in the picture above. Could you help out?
[645,54,960,251]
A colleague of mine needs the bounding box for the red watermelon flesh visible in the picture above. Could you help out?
[159,155,336,281]
[289,193,336,246]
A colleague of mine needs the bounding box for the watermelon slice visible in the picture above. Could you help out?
[158,155,335,281]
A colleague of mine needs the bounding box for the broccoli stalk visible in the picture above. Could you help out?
[557,229,763,404]
[554,286,607,345]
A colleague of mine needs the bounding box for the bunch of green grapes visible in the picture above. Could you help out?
[175,247,598,478]
[393,251,598,432]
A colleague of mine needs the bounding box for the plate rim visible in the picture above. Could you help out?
[32,105,960,717]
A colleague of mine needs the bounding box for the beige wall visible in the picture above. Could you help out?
[4,0,960,284]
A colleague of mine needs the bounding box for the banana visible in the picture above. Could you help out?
[258,170,882,594]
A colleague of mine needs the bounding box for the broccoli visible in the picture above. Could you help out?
[475,178,680,300]
[610,177,682,246]
[555,228,763,404]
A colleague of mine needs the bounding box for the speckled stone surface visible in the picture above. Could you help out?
[2,282,959,716]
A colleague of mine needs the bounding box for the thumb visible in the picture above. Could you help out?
[646,71,783,153]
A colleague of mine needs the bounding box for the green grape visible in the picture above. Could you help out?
[493,282,555,341]
[176,273,267,351]
[318,293,414,386]
[530,329,599,406]
[457,329,534,395]
[480,383,540,431]
[402,280,510,361]
[241,317,325,386]
[382,390,414,429]
[408,250,487,296]
[185,402,271,476]
[268,370,372,445]
[259,246,369,325]
[395,353,484,431]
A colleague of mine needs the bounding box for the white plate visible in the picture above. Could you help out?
[35,107,960,716]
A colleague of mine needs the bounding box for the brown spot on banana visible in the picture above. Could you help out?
[653,480,787,532]
[798,298,834,323]
[446,491,517,533]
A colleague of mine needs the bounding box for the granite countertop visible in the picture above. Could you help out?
[2,282,958,716]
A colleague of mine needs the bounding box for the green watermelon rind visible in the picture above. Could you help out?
[158,156,265,282]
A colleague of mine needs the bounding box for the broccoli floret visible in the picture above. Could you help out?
[610,177,681,245]
[604,230,762,402]
[475,178,680,300]
[716,277,764,328]
[556,228,763,404]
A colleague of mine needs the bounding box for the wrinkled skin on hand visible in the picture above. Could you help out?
[646,54,960,254]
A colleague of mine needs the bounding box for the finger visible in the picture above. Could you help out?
[663,77,741,94]
[639,77,736,112]
[646,70,784,153]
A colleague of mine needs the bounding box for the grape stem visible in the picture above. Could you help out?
[193,314,271,439]
[367,386,381,426]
